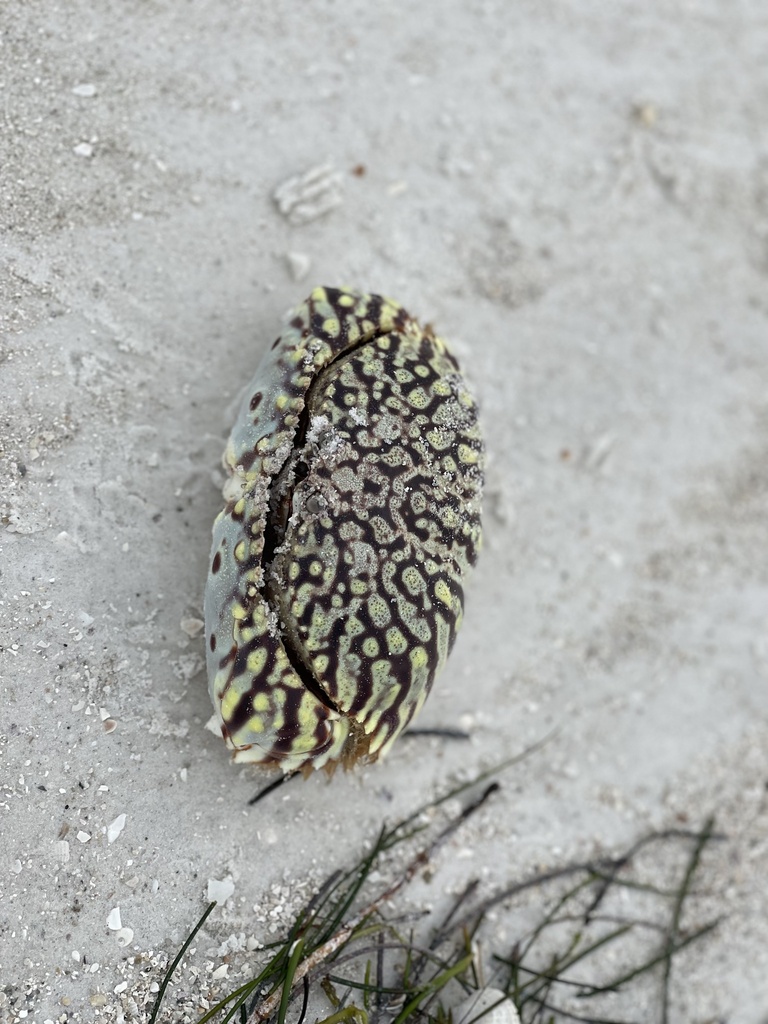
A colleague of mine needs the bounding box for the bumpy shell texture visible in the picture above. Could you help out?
[204,286,484,773]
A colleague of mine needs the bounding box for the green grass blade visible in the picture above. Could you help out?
[660,816,716,1024]
[148,901,217,1024]
[391,951,473,1024]
[277,937,306,1024]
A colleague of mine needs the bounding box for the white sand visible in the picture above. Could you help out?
[1,2,767,1021]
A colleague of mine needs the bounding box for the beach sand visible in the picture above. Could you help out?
[1,3,767,1020]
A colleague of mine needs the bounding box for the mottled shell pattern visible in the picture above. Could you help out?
[204,286,484,773]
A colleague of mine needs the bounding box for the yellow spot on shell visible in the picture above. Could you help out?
[271,708,285,731]
[386,626,408,655]
[441,507,459,529]
[362,636,380,658]
[426,428,454,451]
[272,684,288,707]
[234,540,247,562]
[220,686,240,721]
[323,317,341,337]
[410,645,428,670]
[252,691,270,712]
[458,443,479,464]
[402,565,426,595]
[295,582,314,612]
[347,615,365,637]
[407,386,429,409]
[247,648,267,676]
[313,654,329,675]
[371,659,393,687]
[431,378,452,396]
[289,693,330,753]
[231,602,247,620]
[309,606,327,630]
[434,579,452,607]
[367,594,391,628]
[357,660,399,737]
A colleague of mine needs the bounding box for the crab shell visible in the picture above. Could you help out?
[204,286,484,773]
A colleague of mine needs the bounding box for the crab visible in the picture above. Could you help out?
[204,286,484,774]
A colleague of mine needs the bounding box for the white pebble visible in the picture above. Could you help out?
[207,877,235,904]
[76,831,91,844]
[107,907,122,930]
[107,813,126,844]
[286,252,311,282]
[73,142,93,158]
[205,713,222,736]
[582,433,615,471]
[273,162,343,225]
[72,83,97,97]
[180,617,204,638]
[116,927,134,947]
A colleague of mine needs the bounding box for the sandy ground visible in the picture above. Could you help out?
[1,2,768,1022]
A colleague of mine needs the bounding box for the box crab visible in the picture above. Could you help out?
[204,287,484,773]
